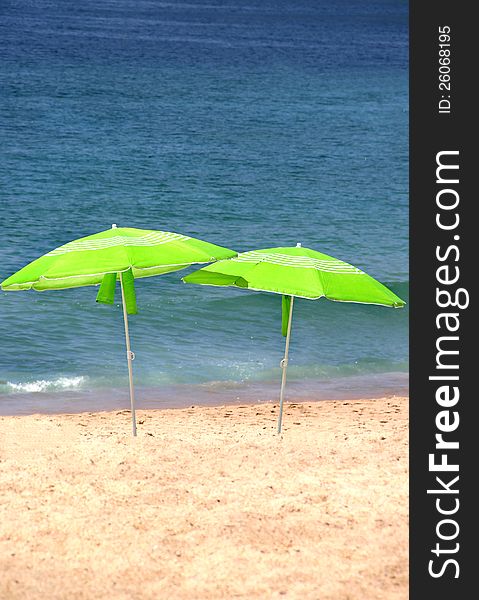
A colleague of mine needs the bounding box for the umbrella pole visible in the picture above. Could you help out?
[278,295,294,434]
[119,271,137,437]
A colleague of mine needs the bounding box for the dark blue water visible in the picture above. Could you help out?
[0,0,408,413]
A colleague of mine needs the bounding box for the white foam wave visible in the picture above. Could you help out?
[5,376,86,393]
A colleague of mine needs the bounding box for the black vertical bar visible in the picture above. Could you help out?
[410,2,473,597]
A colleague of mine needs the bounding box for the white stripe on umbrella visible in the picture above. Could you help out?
[232,251,364,274]
[46,232,190,256]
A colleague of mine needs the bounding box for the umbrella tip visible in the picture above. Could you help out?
[112,224,117,229]
[296,242,302,247]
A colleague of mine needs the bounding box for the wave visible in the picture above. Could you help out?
[2,376,87,394]
[0,356,408,396]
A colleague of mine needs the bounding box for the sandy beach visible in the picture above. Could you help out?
[0,396,408,599]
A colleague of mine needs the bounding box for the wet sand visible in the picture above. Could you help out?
[0,396,408,599]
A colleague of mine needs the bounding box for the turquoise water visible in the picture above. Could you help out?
[0,0,408,413]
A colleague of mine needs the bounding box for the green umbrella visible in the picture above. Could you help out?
[1,225,236,435]
[183,243,405,433]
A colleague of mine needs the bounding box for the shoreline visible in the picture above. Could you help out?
[1,395,408,599]
[0,392,407,418]
[0,371,408,416]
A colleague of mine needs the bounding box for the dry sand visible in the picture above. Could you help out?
[0,396,408,599]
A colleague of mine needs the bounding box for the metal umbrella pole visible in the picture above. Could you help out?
[120,270,137,437]
[277,295,294,434]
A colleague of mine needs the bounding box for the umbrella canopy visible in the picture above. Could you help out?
[2,226,236,293]
[183,245,405,307]
[183,244,405,432]
[2,226,236,434]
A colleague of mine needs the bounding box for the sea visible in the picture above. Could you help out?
[0,0,408,414]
